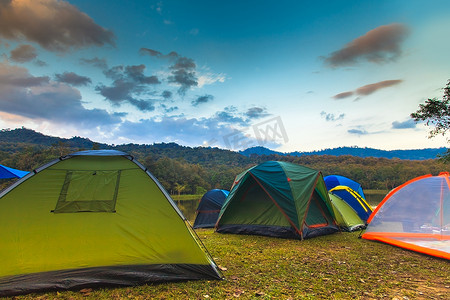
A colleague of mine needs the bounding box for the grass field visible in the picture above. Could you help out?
[8,230,449,300]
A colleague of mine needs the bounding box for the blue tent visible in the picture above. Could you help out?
[0,165,29,179]
[193,189,229,229]
[324,175,365,199]
[324,175,372,222]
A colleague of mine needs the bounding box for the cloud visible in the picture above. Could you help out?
[392,119,417,129]
[0,61,121,128]
[80,57,108,70]
[0,61,49,86]
[139,48,179,59]
[125,65,160,84]
[168,56,198,95]
[54,72,92,86]
[117,115,261,150]
[355,80,403,96]
[324,23,409,67]
[320,111,345,122]
[0,0,115,52]
[198,72,226,87]
[160,104,178,113]
[214,108,247,126]
[96,64,160,111]
[333,79,403,100]
[139,48,163,57]
[348,128,369,135]
[140,48,225,92]
[127,98,155,112]
[333,91,354,100]
[9,44,37,62]
[34,60,47,67]
[192,94,214,106]
[162,90,172,99]
[245,107,270,119]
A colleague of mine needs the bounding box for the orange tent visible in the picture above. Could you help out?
[362,173,449,260]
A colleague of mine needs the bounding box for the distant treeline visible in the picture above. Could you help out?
[0,141,447,194]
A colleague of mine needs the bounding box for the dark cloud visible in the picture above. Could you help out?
[139,48,163,57]
[224,106,238,113]
[245,107,270,119]
[34,60,47,67]
[348,128,369,135]
[162,90,172,99]
[333,91,354,100]
[324,23,409,67]
[0,61,121,127]
[96,64,160,112]
[392,119,416,129]
[125,65,160,84]
[320,111,345,122]
[214,110,247,126]
[96,79,135,103]
[139,48,179,59]
[80,57,108,70]
[192,94,213,106]
[103,65,124,80]
[355,80,403,96]
[9,44,37,62]
[212,106,272,127]
[54,72,91,86]
[127,98,155,112]
[168,57,198,95]
[333,79,403,100]
[161,104,178,113]
[171,56,196,69]
[140,48,204,96]
[0,0,115,52]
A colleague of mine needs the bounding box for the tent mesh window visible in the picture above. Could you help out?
[53,170,121,213]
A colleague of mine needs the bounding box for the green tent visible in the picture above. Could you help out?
[328,192,365,231]
[216,161,339,239]
[0,150,222,297]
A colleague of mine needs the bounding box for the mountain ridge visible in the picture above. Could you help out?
[0,128,446,160]
[239,146,447,160]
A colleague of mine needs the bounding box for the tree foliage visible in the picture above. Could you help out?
[1,145,447,193]
[0,127,448,193]
[411,80,450,137]
[411,80,450,161]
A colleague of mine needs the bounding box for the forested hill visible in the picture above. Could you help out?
[2,128,446,160]
[0,128,252,167]
[0,127,110,150]
[1,128,448,193]
[240,146,447,160]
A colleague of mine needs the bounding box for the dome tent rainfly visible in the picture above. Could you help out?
[193,189,229,229]
[0,150,222,297]
[328,192,366,232]
[324,175,373,223]
[362,173,450,260]
[324,174,366,199]
[0,164,29,179]
[216,161,339,240]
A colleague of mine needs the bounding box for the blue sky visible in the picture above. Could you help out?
[0,0,449,152]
